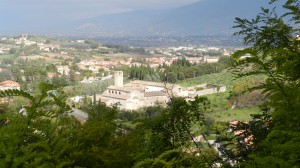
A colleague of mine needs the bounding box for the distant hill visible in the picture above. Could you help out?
[73,10,165,36]
[1,0,273,36]
[147,0,268,35]
[73,0,269,36]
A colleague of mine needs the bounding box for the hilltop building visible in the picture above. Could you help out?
[99,71,226,110]
[99,71,186,110]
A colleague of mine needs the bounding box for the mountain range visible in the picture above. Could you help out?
[73,0,269,36]
[2,0,272,36]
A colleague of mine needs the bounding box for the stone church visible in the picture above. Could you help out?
[99,71,226,110]
[99,71,188,110]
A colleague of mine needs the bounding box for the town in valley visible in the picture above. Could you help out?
[0,0,297,167]
[0,34,235,113]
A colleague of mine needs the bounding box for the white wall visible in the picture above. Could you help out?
[145,86,164,92]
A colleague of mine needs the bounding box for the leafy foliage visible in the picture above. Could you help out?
[128,57,229,83]
[229,0,300,167]
[133,96,221,167]
[0,83,79,167]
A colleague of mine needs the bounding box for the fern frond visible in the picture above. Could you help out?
[0,89,34,101]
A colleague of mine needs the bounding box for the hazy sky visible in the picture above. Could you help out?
[0,0,201,21]
[0,0,275,34]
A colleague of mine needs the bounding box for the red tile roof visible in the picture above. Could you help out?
[0,80,20,87]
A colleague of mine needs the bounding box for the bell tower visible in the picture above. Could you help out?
[114,71,123,87]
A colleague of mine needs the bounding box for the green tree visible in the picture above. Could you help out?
[0,70,13,81]
[0,83,80,167]
[133,149,219,168]
[143,74,152,81]
[51,76,70,87]
[9,48,17,54]
[72,103,142,167]
[69,70,83,83]
[177,71,185,80]
[165,72,177,83]
[23,65,47,83]
[45,64,58,73]
[151,72,161,82]
[230,0,300,167]
[45,39,51,44]
[134,97,220,167]
[1,58,14,65]
[84,40,99,49]
[218,55,231,67]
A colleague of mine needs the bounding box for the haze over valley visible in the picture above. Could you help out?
[1,0,270,36]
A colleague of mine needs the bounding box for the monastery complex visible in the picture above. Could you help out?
[98,71,226,110]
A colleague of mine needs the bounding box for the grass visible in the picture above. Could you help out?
[206,91,231,111]
[178,72,235,111]
[177,72,235,88]
[18,54,61,63]
[207,107,261,122]
[177,72,262,122]
[0,54,16,59]
[19,55,47,59]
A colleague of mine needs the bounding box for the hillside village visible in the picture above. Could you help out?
[0,35,234,110]
[0,1,299,167]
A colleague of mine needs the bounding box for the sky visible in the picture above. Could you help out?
[0,0,201,21]
[0,0,280,35]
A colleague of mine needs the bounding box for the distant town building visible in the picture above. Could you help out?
[56,65,70,76]
[99,71,226,110]
[38,44,60,52]
[185,57,202,64]
[114,71,123,87]
[47,72,57,79]
[202,56,219,63]
[80,77,100,83]
[0,80,20,91]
